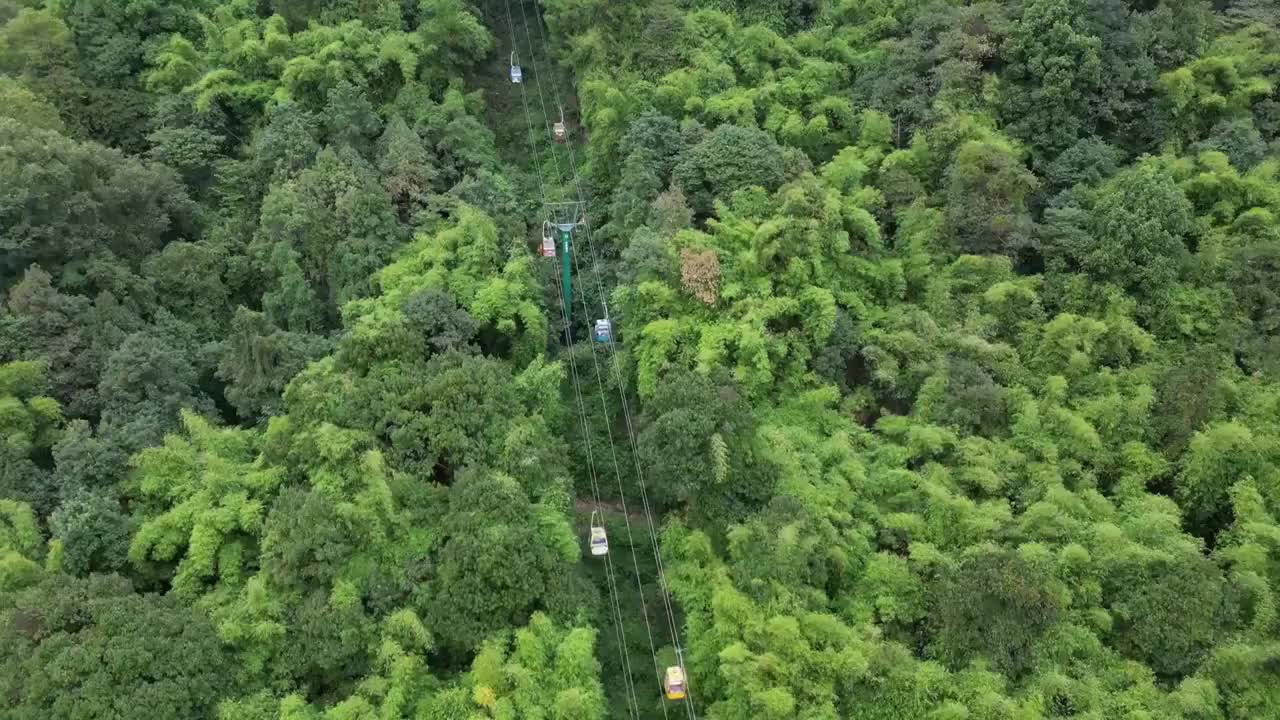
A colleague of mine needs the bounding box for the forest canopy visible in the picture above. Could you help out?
[2,0,1280,719]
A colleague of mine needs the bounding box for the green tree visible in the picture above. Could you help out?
[0,76,65,132]
[0,360,62,516]
[999,0,1104,162]
[1058,160,1196,303]
[672,123,786,215]
[0,8,84,131]
[254,147,405,333]
[422,469,577,654]
[215,307,333,422]
[1177,421,1280,537]
[930,545,1065,677]
[0,499,43,592]
[467,613,607,720]
[343,204,547,366]
[128,412,284,600]
[0,573,241,719]
[223,424,407,691]
[0,119,195,290]
[1159,25,1280,149]
[943,136,1039,257]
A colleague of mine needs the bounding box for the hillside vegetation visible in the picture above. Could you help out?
[2,0,1280,718]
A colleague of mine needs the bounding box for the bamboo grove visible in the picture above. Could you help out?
[1,0,1280,718]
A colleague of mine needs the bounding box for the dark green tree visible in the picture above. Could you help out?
[3,269,99,417]
[930,546,1064,677]
[97,320,213,454]
[323,79,381,153]
[50,419,128,496]
[672,124,786,215]
[1225,239,1280,377]
[0,120,195,291]
[421,469,577,655]
[1107,553,1236,680]
[999,0,1104,162]
[253,147,404,333]
[1056,161,1195,303]
[377,114,437,222]
[943,136,1039,257]
[0,574,241,720]
[216,307,332,422]
[49,489,130,576]
[636,369,763,521]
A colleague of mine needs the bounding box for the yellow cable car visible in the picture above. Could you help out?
[663,666,686,701]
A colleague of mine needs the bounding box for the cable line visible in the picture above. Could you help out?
[507,10,671,715]
[552,257,642,720]
[505,0,676,714]
[499,3,641,718]
[516,2,698,716]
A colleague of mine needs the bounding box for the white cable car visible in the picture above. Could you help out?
[509,52,522,84]
[664,666,687,701]
[553,106,567,143]
[541,222,556,257]
[588,511,608,556]
[593,318,611,344]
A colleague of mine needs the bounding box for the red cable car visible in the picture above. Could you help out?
[541,222,556,257]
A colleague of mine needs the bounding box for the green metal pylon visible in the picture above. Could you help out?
[559,225,573,325]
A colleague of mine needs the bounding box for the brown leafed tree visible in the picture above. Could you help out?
[680,247,720,305]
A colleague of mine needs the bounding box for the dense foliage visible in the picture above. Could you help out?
[2,0,1280,718]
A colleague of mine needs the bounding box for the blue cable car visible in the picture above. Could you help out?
[509,52,523,84]
[594,319,612,344]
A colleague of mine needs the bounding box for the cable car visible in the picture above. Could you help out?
[593,319,611,344]
[509,52,522,84]
[588,511,608,556]
[664,666,686,701]
[553,106,567,143]
[541,222,556,257]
